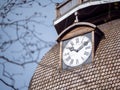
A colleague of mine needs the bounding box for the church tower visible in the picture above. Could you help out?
[29,0,120,89]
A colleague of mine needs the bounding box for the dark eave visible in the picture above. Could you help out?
[54,1,120,35]
[57,22,96,42]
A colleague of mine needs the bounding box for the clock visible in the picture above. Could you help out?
[63,35,92,67]
[61,32,93,69]
[57,22,96,70]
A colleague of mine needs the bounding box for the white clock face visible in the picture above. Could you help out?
[63,35,92,67]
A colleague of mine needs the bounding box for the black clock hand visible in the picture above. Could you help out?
[76,41,88,52]
[76,44,84,52]
[76,36,85,52]
[66,47,76,52]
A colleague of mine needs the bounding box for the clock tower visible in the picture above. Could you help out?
[29,0,120,90]
[54,0,106,70]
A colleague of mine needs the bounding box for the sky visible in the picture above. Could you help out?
[0,0,64,90]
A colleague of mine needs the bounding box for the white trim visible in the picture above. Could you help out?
[54,0,120,25]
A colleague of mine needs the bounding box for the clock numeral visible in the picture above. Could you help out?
[64,53,69,56]
[66,56,71,61]
[85,46,91,49]
[81,56,84,60]
[76,59,79,64]
[70,59,74,65]
[70,41,74,46]
[84,51,89,56]
[84,41,88,46]
[76,38,79,43]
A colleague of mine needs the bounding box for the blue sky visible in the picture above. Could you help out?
[0,0,64,90]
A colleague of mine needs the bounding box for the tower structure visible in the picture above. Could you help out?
[29,0,120,90]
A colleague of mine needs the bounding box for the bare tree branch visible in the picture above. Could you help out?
[0,56,39,66]
[0,0,63,90]
[0,78,16,90]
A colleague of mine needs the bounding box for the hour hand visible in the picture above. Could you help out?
[66,47,75,51]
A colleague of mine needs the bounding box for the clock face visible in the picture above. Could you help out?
[63,35,92,67]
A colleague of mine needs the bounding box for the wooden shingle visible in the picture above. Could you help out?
[29,19,120,90]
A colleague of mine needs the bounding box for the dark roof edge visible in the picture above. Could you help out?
[54,0,120,25]
[57,22,96,42]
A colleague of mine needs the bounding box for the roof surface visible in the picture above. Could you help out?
[29,19,120,90]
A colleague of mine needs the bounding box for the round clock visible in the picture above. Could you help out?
[63,35,92,67]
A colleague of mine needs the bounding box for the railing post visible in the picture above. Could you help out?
[56,3,61,18]
[78,0,83,4]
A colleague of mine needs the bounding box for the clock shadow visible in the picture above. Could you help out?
[94,28,105,53]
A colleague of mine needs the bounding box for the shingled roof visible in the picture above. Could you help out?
[29,18,120,90]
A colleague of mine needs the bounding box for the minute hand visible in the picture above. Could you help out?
[66,47,76,52]
[76,41,88,52]
[76,44,84,52]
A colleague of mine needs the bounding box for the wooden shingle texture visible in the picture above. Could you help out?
[29,19,120,90]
